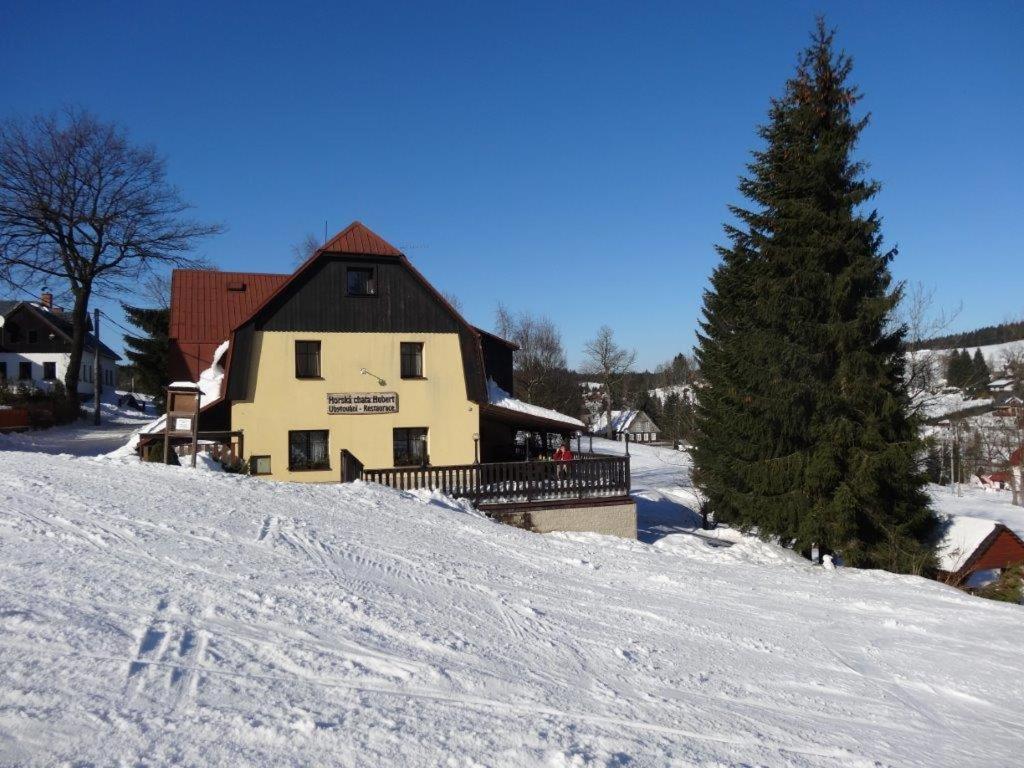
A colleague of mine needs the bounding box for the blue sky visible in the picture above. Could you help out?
[2,1,1021,368]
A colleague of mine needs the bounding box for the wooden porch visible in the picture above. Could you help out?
[357,454,631,507]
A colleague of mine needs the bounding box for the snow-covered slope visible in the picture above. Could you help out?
[2,449,1024,766]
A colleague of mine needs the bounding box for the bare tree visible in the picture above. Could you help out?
[291,232,322,267]
[582,325,637,438]
[442,290,463,314]
[1001,347,1024,397]
[0,109,222,407]
[495,304,578,414]
[977,406,1024,506]
[899,282,962,416]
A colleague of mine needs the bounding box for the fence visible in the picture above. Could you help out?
[361,455,630,506]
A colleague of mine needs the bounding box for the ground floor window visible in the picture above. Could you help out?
[393,427,428,467]
[43,361,57,380]
[288,430,330,471]
[19,362,32,380]
[0,362,6,381]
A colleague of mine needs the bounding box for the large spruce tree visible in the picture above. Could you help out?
[693,20,936,573]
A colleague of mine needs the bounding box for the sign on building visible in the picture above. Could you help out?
[327,392,399,415]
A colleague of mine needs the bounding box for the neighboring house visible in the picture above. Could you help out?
[0,293,120,395]
[168,221,586,481]
[993,395,1023,419]
[589,409,661,443]
[935,515,1024,588]
[988,377,1016,394]
[985,446,1022,489]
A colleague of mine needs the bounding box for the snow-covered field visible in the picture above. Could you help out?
[2,439,1024,765]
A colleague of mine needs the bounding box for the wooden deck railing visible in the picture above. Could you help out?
[361,456,630,506]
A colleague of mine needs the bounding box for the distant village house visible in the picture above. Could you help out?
[590,409,661,443]
[0,293,120,395]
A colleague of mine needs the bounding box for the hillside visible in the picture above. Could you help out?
[2,442,1024,766]
[911,320,1024,351]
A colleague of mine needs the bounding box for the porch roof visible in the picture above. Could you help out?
[480,402,583,434]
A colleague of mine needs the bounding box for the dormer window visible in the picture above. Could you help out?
[346,267,376,297]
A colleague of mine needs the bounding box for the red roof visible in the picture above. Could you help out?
[321,221,403,257]
[170,270,288,344]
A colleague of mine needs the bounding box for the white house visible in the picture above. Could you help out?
[0,294,120,396]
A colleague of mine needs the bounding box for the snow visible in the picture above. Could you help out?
[198,339,229,405]
[929,483,1024,541]
[913,390,993,420]
[648,383,695,404]
[487,378,585,429]
[0,399,154,457]
[933,515,999,573]
[3,435,1024,764]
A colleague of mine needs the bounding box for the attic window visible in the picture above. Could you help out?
[227,281,246,292]
[346,267,376,297]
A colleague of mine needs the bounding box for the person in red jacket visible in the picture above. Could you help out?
[553,440,573,478]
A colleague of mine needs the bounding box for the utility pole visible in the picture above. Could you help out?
[948,422,955,495]
[93,307,101,426]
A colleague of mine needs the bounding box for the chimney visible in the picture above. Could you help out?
[40,290,53,310]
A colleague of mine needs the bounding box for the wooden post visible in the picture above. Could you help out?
[92,308,101,426]
[162,411,171,465]
[190,391,199,468]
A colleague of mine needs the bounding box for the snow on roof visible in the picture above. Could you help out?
[197,340,229,406]
[935,515,1000,573]
[590,409,639,433]
[486,379,584,429]
[168,340,228,406]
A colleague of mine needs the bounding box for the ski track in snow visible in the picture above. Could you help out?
[0,441,1023,766]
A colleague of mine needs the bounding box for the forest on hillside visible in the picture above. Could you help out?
[910,320,1024,351]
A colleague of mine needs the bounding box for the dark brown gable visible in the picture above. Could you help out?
[257,256,460,334]
[225,254,487,402]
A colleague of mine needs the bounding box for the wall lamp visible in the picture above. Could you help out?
[360,368,387,387]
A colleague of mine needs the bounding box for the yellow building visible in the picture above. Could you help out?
[171,222,581,481]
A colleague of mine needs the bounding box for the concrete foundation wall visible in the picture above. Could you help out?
[519,500,637,539]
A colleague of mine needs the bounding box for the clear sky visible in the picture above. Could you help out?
[2,1,1021,368]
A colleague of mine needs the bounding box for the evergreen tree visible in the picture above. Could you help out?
[970,349,990,391]
[945,349,961,387]
[122,304,170,407]
[958,349,972,387]
[693,20,935,573]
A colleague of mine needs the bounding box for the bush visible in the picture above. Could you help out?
[223,458,249,475]
[0,381,80,426]
[976,564,1024,604]
[140,440,180,465]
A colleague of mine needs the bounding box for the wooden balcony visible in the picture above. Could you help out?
[360,455,630,507]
